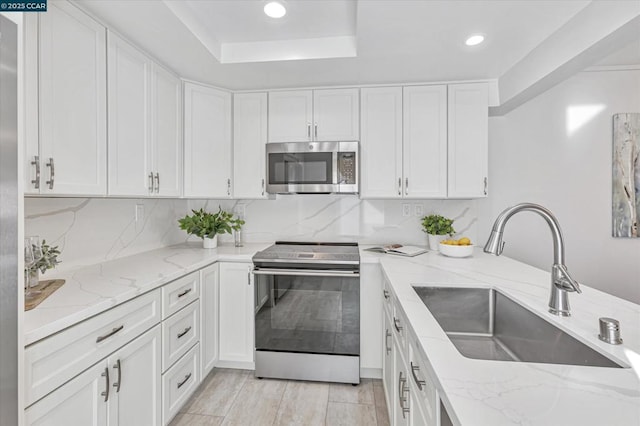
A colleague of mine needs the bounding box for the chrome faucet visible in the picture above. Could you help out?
[484,203,581,316]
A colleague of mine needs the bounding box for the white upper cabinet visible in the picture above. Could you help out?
[151,65,182,197]
[268,88,359,142]
[38,1,107,195]
[403,85,447,199]
[447,83,489,198]
[108,32,182,197]
[268,90,313,142]
[233,93,268,199]
[313,88,360,141]
[107,32,151,196]
[360,87,403,198]
[183,82,232,198]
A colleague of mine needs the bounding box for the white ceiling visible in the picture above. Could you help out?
[75,0,596,90]
[596,39,640,66]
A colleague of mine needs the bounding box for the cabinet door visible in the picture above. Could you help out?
[107,31,151,196]
[39,2,107,195]
[200,263,219,378]
[403,85,447,199]
[313,88,359,141]
[393,339,410,426]
[25,361,108,426]
[233,93,267,199]
[268,90,313,142]
[382,312,395,425]
[152,64,182,197]
[447,83,489,198]
[360,264,383,374]
[218,262,254,366]
[360,87,403,198]
[183,82,232,198]
[24,14,40,194]
[108,326,162,426]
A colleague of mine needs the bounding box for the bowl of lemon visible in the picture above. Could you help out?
[439,237,474,258]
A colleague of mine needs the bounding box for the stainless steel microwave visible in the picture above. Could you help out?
[266,141,358,194]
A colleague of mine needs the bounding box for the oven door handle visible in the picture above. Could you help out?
[252,268,360,278]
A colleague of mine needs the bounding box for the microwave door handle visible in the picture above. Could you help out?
[333,151,339,187]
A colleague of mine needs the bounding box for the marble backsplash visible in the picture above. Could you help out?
[25,195,478,270]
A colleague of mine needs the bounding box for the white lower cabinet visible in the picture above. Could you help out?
[200,263,219,378]
[25,325,161,426]
[360,263,383,377]
[383,280,441,426]
[162,343,200,425]
[218,262,254,367]
[162,301,200,372]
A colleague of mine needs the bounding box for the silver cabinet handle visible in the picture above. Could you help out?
[227,178,231,196]
[177,373,192,389]
[385,329,391,355]
[154,172,160,194]
[398,178,402,196]
[96,325,124,343]
[247,268,251,286]
[410,361,426,391]
[113,359,121,393]
[383,289,390,300]
[307,123,311,139]
[393,317,403,333]
[261,178,265,196]
[400,372,410,417]
[101,367,110,402]
[177,288,192,298]
[45,157,54,189]
[314,122,318,139]
[148,172,154,193]
[405,178,409,195]
[484,177,488,195]
[31,155,40,189]
[177,326,192,339]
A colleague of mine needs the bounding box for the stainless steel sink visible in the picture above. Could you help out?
[412,286,624,368]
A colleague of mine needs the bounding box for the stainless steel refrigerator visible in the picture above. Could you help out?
[0,13,19,426]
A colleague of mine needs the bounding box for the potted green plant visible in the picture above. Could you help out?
[421,214,455,251]
[178,207,245,248]
[27,240,62,288]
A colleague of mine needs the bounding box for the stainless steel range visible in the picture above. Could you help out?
[252,242,360,384]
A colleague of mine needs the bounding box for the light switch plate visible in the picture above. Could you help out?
[402,204,411,217]
[414,204,424,217]
[135,204,144,232]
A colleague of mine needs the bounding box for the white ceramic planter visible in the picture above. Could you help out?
[203,235,218,249]
[428,234,447,251]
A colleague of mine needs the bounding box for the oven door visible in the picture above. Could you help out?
[253,268,360,357]
[266,142,339,193]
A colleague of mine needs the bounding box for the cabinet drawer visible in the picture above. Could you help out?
[162,343,200,425]
[409,337,437,424]
[25,289,161,406]
[162,301,200,371]
[162,271,199,319]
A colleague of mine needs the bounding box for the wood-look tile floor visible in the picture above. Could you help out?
[171,369,390,426]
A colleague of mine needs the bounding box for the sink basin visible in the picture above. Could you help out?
[412,286,624,368]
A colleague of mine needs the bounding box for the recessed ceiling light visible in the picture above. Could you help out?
[465,34,485,46]
[264,1,286,19]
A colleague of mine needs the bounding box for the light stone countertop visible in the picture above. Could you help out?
[375,248,640,426]
[24,243,640,425]
[24,242,270,346]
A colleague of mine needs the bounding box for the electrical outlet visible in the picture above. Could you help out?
[402,204,411,217]
[135,204,145,232]
[135,204,144,222]
[235,203,246,218]
[414,204,424,217]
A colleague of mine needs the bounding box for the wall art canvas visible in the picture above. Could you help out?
[612,113,640,237]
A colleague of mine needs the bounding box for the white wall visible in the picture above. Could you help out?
[25,196,478,270]
[480,68,640,303]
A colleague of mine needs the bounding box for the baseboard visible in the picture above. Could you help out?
[215,360,255,370]
[360,367,382,379]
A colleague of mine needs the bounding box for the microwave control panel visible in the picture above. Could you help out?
[338,152,356,184]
